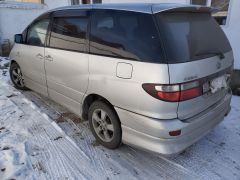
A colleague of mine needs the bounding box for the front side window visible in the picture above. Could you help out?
[90,10,163,63]
[26,18,49,46]
[49,16,88,52]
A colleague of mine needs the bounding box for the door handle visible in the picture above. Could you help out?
[36,53,44,59]
[45,55,53,61]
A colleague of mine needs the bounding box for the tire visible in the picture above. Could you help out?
[88,101,122,149]
[10,62,28,90]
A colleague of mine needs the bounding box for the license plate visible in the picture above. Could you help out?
[210,75,227,93]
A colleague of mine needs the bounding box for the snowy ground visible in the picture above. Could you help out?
[0,59,240,180]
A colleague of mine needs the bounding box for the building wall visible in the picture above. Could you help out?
[221,0,240,69]
[44,0,70,9]
[0,0,69,45]
[0,7,44,44]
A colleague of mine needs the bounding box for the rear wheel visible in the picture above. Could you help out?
[10,63,27,90]
[88,101,122,149]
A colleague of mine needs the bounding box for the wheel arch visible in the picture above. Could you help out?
[82,94,120,122]
[10,60,17,66]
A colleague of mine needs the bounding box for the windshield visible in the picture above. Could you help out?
[155,12,232,63]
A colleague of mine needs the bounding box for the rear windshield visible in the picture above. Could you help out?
[155,12,232,64]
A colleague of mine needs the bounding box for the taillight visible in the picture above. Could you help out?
[180,87,201,101]
[142,81,202,102]
[157,91,180,102]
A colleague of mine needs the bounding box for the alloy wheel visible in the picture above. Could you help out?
[92,109,114,142]
[11,67,25,88]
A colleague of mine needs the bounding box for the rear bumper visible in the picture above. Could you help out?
[115,92,232,155]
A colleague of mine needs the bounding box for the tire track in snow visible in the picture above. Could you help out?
[11,96,98,179]
[9,94,73,179]
[24,91,115,179]
[0,84,97,179]
[0,92,36,179]
[25,92,139,179]
[20,89,200,180]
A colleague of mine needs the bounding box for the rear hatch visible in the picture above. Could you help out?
[155,10,233,120]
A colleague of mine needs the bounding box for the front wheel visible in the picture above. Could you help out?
[88,101,122,149]
[10,62,28,90]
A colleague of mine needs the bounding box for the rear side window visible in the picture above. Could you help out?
[49,17,88,52]
[155,12,232,64]
[90,10,164,63]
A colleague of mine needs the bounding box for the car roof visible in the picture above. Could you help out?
[49,3,214,14]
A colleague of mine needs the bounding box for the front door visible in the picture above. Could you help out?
[20,16,50,96]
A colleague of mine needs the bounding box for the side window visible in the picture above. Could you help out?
[26,19,49,46]
[191,0,207,5]
[49,16,88,52]
[90,10,163,63]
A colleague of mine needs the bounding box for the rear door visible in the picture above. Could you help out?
[155,12,233,119]
[87,9,177,119]
[45,10,89,115]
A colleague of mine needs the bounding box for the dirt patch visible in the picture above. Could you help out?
[0,127,5,131]
[53,136,63,141]
[56,112,83,124]
[55,116,65,123]
[32,162,46,173]
[7,94,18,98]
[2,70,7,76]
[0,127,6,133]
[91,140,100,147]
[2,146,11,151]
[72,132,84,139]
[219,142,226,147]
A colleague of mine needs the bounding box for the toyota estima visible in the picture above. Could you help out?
[9,3,233,155]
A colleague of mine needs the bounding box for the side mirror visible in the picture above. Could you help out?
[14,34,23,44]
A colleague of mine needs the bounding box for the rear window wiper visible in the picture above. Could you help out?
[195,52,225,59]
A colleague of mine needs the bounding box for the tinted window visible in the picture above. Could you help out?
[191,0,207,5]
[49,17,88,52]
[26,19,49,46]
[155,12,232,63]
[90,10,163,63]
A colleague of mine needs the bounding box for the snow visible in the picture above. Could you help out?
[0,57,10,69]
[0,59,240,180]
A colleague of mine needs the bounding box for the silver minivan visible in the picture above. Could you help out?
[9,3,233,155]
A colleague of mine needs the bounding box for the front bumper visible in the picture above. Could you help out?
[115,92,232,155]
